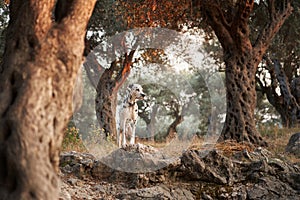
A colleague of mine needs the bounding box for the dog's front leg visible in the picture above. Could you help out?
[117,129,120,147]
[130,119,136,144]
[119,118,126,148]
[122,120,127,147]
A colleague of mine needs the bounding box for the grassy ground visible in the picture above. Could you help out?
[61,125,300,163]
[259,125,300,163]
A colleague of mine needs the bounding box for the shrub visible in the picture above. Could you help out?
[62,124,86,152]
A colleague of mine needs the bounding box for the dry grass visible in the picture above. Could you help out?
[215,140,254,155]
[188,137,255,157]
[62,124,300,163]
[185,126,300,163]
[259,126,300,163]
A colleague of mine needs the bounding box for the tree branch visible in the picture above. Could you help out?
[230,0,254,52]
[272,57,300,126]
[267,0,276,20]
[28,1,55,41]
[201,0,233,51]
[259,56,281,107]
[273,59,297,106]
[253,0,293,58]
[113,50,136,93]
[56,0,96,48]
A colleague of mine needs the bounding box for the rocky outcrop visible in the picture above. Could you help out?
[59,144,300,200]
[182,148,300,199]
[286,132,300,157]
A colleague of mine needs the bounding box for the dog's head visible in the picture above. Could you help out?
[128,84,146,100]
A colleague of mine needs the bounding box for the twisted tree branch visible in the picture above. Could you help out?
[253,0,293,58]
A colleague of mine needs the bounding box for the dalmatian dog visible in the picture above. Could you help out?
[117,84,146,148]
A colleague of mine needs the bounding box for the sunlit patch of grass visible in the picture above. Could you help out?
[74,126,116,158]
[188,135,205,150]
[189,137,255,157]
[215,140,255,156]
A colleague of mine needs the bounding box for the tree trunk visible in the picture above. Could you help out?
[0,1,95,199]
[201,0,292,146]
[291,77,300,124]
[258,57,300,127]
[166,114,182,142]
[273,59,300,127]
[95,51,135,140]
[95,62,119,140]
[219,53,266,146]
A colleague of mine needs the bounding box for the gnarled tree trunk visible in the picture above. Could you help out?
[221,52,266,145]
[0,0,96,199]
[273,59,299,127]
[258,57,300,127]
[166,114,182,142]
[201,0,293,146]
[95,61,119,140]
[95,51,135,140]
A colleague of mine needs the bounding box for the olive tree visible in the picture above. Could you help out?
[0,0,96,199]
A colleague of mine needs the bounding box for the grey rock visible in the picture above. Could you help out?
[60,145,300,200]
[67,178,78,186]
[116,185,194,200]
[100,143,176,173]
[286,132,300,157]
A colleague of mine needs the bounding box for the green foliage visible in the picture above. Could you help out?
[62,123,87,152]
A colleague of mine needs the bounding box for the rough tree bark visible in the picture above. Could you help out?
[273,59,300,127]
[201,0,293,146]
[258,56,300,127]
[95,51,135,139]
[0,0,96,199]
[291,77,300,109]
